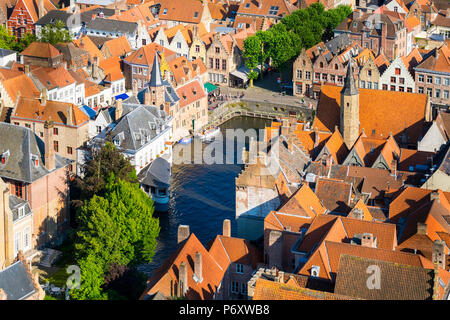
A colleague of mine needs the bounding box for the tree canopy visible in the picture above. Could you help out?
[0,25,37,52]
[39,20,72,44]
[242,3,352,80]
[71,174,160,300]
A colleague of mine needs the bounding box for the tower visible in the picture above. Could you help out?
[340,59,360,148]
[145,51,166,110]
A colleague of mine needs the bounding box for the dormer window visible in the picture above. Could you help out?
[1,150,10,164]
[18,206,25,219]
[31,154,39,167]
[194,12,198,18]
[353,22,357,28]
[163,8,167,15]
[311,265,320,277]
[245,3,250,8]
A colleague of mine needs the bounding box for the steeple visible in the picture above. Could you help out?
[341,58,359,96]
[149,51,163,87]
[340,58,360,148]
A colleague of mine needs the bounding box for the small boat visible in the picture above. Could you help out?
[138,157,171,212]
[178,136,192,144]
[196,127,221,141]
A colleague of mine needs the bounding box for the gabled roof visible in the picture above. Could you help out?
[1,74,40,102]
[264,210,313,234]
[0,122,70,183]
[415,44,450,74]
[348,199,374,221]
[124,42,176,67]
[0,260,36,300]
[13,97,89,127]
[102,35,132,58]
[334,255,443,300]
[156,0,209,24]
[175,79,206,109]
[315,178,352,214]
[277,183,327,217]
[29,65,76,90]
[20,0,56,23]
[73,36,104,62]
[319,129,348,164]
[141,233,226,300]
[236,0,296,18]
[21,42,61,59]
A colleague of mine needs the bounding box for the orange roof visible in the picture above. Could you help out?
[125,42,176,67]
[379,134,401,171]
[252,278,356,300]
[175,79,206,108]
[374,52,390,70]
[99,56,124,82]
[321,128,348,164]
[21,0,56,22]
[416,43,450,73]
[102,36,132,58]
[141,233,226,300]
[208,235,262,270]
[21,42,61,59]
[1,74,40,102]
[30,65,76,89]
[401,47,423,70]
[405,15,421,32]
[313,85,429,145]
[264,210,313,234]
[157,0,208,24]
[355,48,376,66]
[108,2,158,29]
[0,67,23,80]
[12,97,89,127]
[278,183,327,218]
[73,36,104,62]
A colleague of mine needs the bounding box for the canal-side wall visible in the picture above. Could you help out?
[206,98,314,128]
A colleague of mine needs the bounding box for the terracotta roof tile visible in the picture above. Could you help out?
[1,74,40,102]
[21,42,61,59]
[278,183,327,217]
[102,36,132,58]
[315,178,352,213]
[175,79,206,109]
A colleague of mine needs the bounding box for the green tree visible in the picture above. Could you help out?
[39,20,72,44]
[71,175,159,300]
[0,25,17,50]
[13,32,37,52]
[243,36,262,87]
[74,141,137,204]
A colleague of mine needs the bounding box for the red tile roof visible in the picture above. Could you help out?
[175,79,206,109]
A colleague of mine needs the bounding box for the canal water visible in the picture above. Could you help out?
[138,116,272,275]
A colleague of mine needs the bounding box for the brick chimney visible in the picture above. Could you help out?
[43,120,55,170]
[92,56,99,79]
[361,233,377,248]
[417,222,427,235]
[313,127,320,148]
[432,240,446,269]
[40,88,47,106]
[194,252,203,283]
[223,219,231,237]
[177,225,190,244]
[24,64,30,76]
[381,22,388,57]
[178,261,188,297]
[115,98,123,120]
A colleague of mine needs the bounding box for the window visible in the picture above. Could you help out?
[390,85,396,91]
[177,42,181,49]
[427,87,432,97]
[390,76,396,83]
[67,146,73,155]
[296,84,302,94]
[15,182,23,198]
[374,82,378,90]
[241,283,247,295]
[407,87,412,93]
[435,77,441,85]
[23,227,30,251]
[443,90,449,99]
[367,70,372,77]
[54,141,59,152]
[195,45,200,53]
[236,264,244,274]
[193,11,198,18]
[399,86,404,92]
[444,78,449,86]
[245,3,250,8]
[435,89,440,98]
[367,81,372,89]
[18,206,25,219]
[209,58,213,68]
[418,87,424,94]
[315,72,320,80]
[360,80,365,88]
[322,73,327,81]
[96,126,102,133]
[14,232,21,257]
[268,6,279,15]
[296,69,302,79]
[231,281,239,294]
[162,8,167,14]
[395,68,401,75]
[222,59,226,70]
[382,84,388,90]
[215,58,220,70]
[159,40,164,46]
[305,71,311,80]
[399,77,405,84]
[215,47,220,54]
[427,76,432,84]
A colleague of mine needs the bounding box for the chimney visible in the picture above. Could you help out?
[115,99,123,120]
[417,222,427,235]
[132,80,138,95]
[223,219,231,237]
[432,240,446,269]
[177,225,190,244]
[24,64,30,76]
[92,56,99,79]
[193,25,198,38]
[0,288,7,300]
[430,191,440,202]
[44,120,55,170]
[194,252,203,283]
[38,0,45,19]
[351,208,364,220]
[361,233,377,248]
[40,88,47,106]
[178,262,188,297]
[67,106,73,126]
[325,154,332,178]
[381,22,387,57]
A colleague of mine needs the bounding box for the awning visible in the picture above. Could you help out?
[115,93,129,101]
[204,82,218,93]
[230,65,262,83]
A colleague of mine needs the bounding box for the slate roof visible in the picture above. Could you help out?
[0,261,36,300]
[334,254,438,300]
[138,157,171,188]
[0,48,16,57]
[9,195,32,222]
[0,123,70,183]
[108,105,170,152]
[86,18,138,34]
[324,34,352,56]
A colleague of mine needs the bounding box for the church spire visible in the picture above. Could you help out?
[341,58,359,96]
[149,51,163,88]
